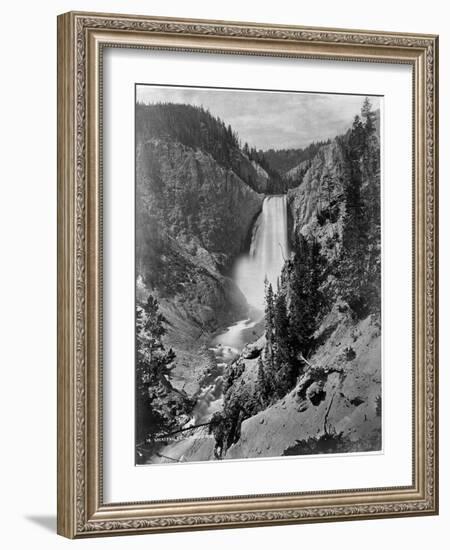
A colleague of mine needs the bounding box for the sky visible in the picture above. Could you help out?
[136,85,380,151]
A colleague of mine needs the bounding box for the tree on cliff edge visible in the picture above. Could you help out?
[135,294,178,444]
[273,290,295,395]
[264,280,275,365]
[287,235,322,360]
[338,98,380,317]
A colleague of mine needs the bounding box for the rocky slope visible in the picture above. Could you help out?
[136,131,267,388]
[287,139,348,263]
[224,303,381,458]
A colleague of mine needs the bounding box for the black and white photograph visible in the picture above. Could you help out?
[135,85,382,465]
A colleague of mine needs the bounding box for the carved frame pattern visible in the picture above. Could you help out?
[57,11,438,538]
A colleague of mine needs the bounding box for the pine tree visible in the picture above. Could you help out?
[256,356,269,407]
[137,294,175,383]
[264,279,275,357]
[349,115,365,159]
[135,294,177,442]
[273,290,296,395]
[361,97,376,136]
[336,106,380,317]
[287,235,319,360]
[361,99,381,314]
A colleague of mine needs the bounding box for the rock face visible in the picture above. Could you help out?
[137,139,265,272]
[224,303,381,459]
[136,136,266,387]
[287,139,348,263]
[242,336,265,359]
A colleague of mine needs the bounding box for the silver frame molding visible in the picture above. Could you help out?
[57,11,439,538]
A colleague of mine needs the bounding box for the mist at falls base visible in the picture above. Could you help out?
[233,194,289,314]
[210,195,289,362]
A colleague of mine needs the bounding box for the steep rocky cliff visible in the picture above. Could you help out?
[287,139,348,263]
[137,138,264,274]
[136,113,267,386]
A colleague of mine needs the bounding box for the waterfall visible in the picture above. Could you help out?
[233,195,289,311]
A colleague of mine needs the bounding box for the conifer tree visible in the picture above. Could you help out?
[361,98,381,314]
[273,290,295,394]
[256,356,270,407]
[338,108,377,317]
[361,97,376,136]
[264,279,275,358]
[135,294,177,442]
[287,235,318,360]
[137,294,176,384]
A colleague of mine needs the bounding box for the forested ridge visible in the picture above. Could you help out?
[264,141,331,179]
[136,102,285,193]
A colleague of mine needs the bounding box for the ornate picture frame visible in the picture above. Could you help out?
[57,11,438,538]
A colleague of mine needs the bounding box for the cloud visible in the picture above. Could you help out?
[136,85,380,150]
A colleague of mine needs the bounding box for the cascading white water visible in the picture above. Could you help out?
[233,195,289,311]
[184,196,289,434]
